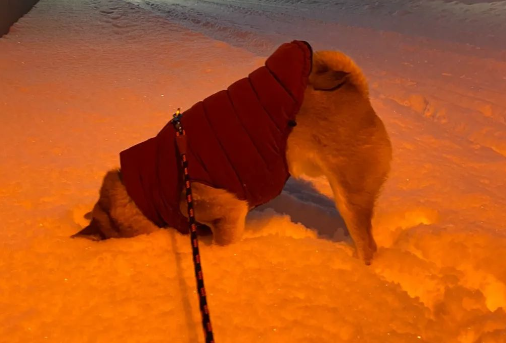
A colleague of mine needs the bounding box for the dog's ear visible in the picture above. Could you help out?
[71,219,106,241]
[309,59,349,91]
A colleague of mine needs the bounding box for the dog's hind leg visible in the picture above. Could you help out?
[180,182,248,245]
[327,175,377,264]
[322,151,389,265]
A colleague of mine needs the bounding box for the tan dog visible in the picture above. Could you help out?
[74,50,392,265]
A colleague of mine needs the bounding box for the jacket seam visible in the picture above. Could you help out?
[247,76,282,133]
[201,100,247,197]
[226,90,270,169]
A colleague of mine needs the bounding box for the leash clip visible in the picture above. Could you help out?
[170,108,183,133]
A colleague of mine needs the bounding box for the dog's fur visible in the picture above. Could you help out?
[74,50,392,265]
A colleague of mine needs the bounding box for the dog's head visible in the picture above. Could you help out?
[72,170,159,240]
[72,196,121,241]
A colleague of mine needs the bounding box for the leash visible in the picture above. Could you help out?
[171,109,215,343]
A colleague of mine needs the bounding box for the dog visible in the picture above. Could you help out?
[73,41,392,265]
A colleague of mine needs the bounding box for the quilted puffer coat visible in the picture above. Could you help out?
[120,40,313,233]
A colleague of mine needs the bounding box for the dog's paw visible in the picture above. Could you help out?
[357,243,377,266]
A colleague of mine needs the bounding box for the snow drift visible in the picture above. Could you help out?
[1,0,505,342]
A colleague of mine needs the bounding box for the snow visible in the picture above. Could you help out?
[1,0,506,342]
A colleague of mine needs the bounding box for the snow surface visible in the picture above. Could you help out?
[1,0,506,342]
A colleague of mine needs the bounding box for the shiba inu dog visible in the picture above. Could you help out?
[73,41,392,265]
